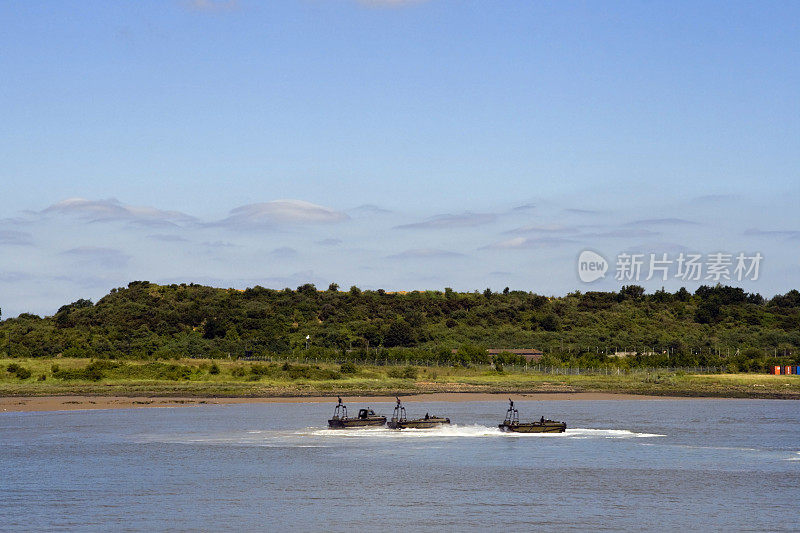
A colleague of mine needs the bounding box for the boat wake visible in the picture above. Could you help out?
[135,425,664,446]
[308,425,663,439]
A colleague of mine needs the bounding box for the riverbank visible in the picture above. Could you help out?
[2,358,799,405]
[0,392,727,412]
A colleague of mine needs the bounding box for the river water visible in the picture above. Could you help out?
[2,399,798,532]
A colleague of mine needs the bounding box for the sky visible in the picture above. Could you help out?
[1,0,798,317]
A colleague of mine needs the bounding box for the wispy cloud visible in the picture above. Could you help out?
[582,228,661,239]
[0,230,33,246]
[0,271,35,283]
[268,246,299,258]
[218,200,349,228]
[147,234,190,243]
[387,248,464,259]
[504,224,580,235]
[347,204,392,216]
[744,228,800,240]
[625,218,699,227]
[202,240,239,248]
[395,212,496,230]
[562,208,602,215]
[316,238,343,246]
[61,246,131,268]
[43,198,196,227]
[621,242,693,254]
[482,236,576,250]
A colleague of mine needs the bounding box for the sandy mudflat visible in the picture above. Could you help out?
[0,392,703,413]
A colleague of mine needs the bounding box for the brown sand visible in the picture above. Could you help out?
[0,392,703,413]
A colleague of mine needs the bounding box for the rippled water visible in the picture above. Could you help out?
[2,399,798,531]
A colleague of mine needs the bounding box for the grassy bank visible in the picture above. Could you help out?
[1,358,799,399]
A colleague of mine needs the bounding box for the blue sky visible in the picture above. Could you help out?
[1,0,798,317]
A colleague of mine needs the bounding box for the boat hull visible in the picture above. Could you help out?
[498,422,566,433]
[387,417,450,430]
[328,417,386,429]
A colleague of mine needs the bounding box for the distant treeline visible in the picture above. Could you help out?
[1,281,799,371]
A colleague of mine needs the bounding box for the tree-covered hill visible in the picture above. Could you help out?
[1,281,798,371]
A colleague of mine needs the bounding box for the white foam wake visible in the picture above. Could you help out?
[306,425,664,439]
[135,425,664,446]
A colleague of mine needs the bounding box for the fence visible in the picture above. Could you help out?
[236,353,723,375]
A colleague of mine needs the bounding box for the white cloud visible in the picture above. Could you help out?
[0,230,33,246]
[505,224,580,235]
[220,200,349,227]
[43,198,196,227]
[387,248,464,259]
[744,228,800,240]
[395,212,496,230]
[625,218,699,227]
[482,236,576,250]
[268,246,299,258]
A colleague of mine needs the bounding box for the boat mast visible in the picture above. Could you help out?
[333,396,348,420]
[392,397,407,423]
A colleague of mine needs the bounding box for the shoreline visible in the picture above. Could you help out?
[0,392,745,413]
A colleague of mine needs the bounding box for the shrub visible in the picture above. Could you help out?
[387,366,418,379]
[340,362,358,374]
[6,363,32,379]
[209,363,220,375]
[250,364,272,376]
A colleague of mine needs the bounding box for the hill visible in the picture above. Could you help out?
[1,282,799,371]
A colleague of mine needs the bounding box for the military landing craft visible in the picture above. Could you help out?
[387,397,450,430]
[327,397,387,429]
[498,399,566,433]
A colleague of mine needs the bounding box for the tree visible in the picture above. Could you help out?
[203,318,227,339]
[483,288,492,299]
[384,319,415,347]
[297,283,317,295]
[539,313,561,332]
[328,283,339,292]
[618,285,645,301]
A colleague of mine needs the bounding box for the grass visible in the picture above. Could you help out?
[1,357,799,399]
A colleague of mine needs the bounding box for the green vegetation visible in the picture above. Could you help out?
[0,281,798,376]
[0,357,798,399]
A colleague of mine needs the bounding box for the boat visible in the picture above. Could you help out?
[498,399,566,433]
[387,397,450,429]
[327,397,387,429]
